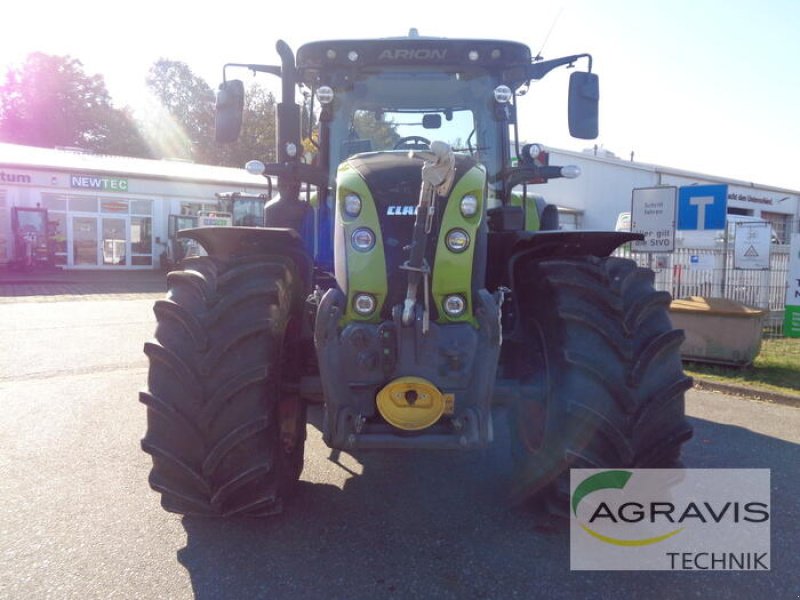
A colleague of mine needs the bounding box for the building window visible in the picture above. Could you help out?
[180,202,217,217]
[41,193,68,211]
[69,196,98,213]
[131,199,153,215]
[761,212,790,244]
[131,217,152,254]
[50,212,68,254]
[100,198,129,213]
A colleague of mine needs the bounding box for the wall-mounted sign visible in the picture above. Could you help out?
[0,171,33,184]
[70,174,129,192]
[630,186,677,253]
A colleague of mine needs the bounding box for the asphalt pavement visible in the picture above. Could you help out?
[0,266,166,301]
[0,273,798,599]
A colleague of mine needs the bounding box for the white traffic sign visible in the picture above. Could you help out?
[733,221,771,270]
[630,187,677,253]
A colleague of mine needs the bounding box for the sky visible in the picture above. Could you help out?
[2,0,799,190]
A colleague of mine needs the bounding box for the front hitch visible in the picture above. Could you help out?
[401,141,457,330]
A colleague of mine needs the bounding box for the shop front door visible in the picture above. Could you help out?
[72,216,98,266]
[102,217,127,266]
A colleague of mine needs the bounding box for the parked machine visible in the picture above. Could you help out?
[160,192,269,269]
[11,206,52,270]
[141,32,692,518]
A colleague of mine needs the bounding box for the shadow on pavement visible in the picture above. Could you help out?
[177,413,798,599]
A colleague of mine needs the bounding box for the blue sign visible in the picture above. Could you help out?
[677,184,728,231]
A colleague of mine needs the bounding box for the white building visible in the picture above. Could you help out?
[543,147,800,240]
[0,143,273,269]
[2,142,798,270]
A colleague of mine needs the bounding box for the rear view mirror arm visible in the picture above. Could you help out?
[222,63,282,82]
[526,53,592,80]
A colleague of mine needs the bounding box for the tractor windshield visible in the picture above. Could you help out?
[320,68,505,184]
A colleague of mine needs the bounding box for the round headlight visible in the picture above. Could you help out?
[353,293,377,316]
[317,85,334,104]
[468,50,480,62]
[494,85,513,103]
[460,194,478,217]
[343,193,362,217]
[245,160,266,175]
[348,50,359,62]
[443,295,466,317]
[286,142,298,158]
[445,229,470,253]
[351,227,375,252]
[527,143,545,160]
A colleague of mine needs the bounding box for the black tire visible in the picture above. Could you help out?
[508,256,693,515]
[140,255,306,517]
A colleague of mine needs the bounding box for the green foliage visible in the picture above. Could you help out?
[0,53,278,167]
[222,81,277,167]
[0,53,150,157]
[351,110,401,150]
[145,59,216,162]
[144,60,276,166]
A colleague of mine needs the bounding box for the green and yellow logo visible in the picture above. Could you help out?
[572,470,684,547]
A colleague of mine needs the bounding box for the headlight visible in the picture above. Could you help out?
[351,227,375,252]
[343,193,362,217]
[245,160,266,175]
[460,194,478,217]
[445,229,470,253]
[493,85,512,103]
[353,293,376,316]
[443,295,466,317]
[526,143,545,160]
[316,85,334,104]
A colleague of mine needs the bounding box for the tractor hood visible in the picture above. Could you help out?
[346,151,478,212]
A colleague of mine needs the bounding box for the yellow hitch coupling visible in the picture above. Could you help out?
[376,376,454,431]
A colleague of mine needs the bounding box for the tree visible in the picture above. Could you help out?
[0,53,150,157]
[145,59,216,162]
[351,110,401,150]
[145,60,277,167]
[220,81,277,167]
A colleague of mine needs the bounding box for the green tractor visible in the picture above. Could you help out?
[141,32,692,517]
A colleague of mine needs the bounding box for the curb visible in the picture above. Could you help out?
[692,377,800,409]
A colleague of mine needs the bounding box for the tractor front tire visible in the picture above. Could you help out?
[508,256,693,515]
[141,255,306,517]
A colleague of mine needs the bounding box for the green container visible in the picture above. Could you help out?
[669,296,766,366]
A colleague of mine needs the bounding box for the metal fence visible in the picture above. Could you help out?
[618,239,793,339]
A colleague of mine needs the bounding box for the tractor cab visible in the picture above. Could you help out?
[215,33,600,267]
[215,191,268,227]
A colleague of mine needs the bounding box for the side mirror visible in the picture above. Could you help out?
[215,80,245,143]
[422,114,442,129]
[568,71,599,139]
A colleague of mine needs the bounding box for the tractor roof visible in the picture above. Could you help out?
[296,37,532,72]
